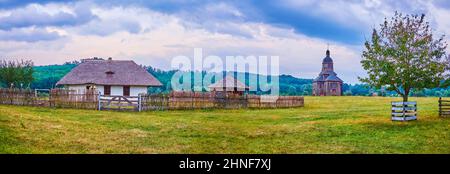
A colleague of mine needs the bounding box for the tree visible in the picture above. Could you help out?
[0,60,34,88]
[360,12,449,102]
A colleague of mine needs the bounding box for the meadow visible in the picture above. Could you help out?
[0,96,449,154]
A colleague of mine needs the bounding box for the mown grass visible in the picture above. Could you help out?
[0,96,449,154]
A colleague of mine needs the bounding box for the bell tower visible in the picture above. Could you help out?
[322,50,334,73]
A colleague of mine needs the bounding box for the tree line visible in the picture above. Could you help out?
[0,60,34,88]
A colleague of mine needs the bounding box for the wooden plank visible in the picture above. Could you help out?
[392,115,417,121]
[391,107,416,111]
[392,101,416,105]
[391,112,416,117]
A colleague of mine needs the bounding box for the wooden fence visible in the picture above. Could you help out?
[1,88,304,111]
[0,88,99,109]
[391,101,417,121]
[140,91,304,111]
[49,89,98,109]
[140,94,169,111]
[439,97,450,117]
[0,88,39,106]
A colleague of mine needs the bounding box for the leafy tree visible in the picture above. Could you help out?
[360,12,449,102]
[0,60,34,88]
[343,90,353,96]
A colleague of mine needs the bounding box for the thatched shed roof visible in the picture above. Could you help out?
[208,75,249,91]
[56,59,162,86]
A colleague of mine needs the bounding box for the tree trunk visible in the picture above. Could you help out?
[403,88,410,102]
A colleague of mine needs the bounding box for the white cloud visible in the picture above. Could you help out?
[0,27,63,42]
[426,2,450,46]
[0,3,96,30]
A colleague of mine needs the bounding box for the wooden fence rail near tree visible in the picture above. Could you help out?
[439,97,450,117]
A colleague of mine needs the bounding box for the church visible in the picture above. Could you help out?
[312,49,343,96]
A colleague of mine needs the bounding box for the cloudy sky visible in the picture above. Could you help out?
[0,0,450,83]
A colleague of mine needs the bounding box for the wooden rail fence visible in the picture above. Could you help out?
[439,97,450,117]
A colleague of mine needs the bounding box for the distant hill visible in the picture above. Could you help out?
[32,63,77,89]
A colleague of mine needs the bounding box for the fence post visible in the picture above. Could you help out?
[138,94,142,112]
[97,93,101,111]
[439,97,442,117]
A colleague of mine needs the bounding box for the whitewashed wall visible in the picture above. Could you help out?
[97,85,104,95]
[66,85,92,94]
[66,85,85,92]
[130,86,147,96]
[110,86,123,96]
[66,84,148,96]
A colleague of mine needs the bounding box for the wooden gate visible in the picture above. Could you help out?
[99,95,139,111]
[439,97,450,117]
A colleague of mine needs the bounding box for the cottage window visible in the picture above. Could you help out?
[123,86,130,96]
[104,85,111,96]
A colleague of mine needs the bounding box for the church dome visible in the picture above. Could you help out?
[322,50,333,63]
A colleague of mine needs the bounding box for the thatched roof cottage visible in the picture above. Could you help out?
[56,58,162,96]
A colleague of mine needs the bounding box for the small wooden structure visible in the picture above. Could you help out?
[438,97,450,117]
[391,101,417,121]
[208,75,249,95]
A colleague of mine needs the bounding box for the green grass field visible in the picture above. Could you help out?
[0,96,449,154]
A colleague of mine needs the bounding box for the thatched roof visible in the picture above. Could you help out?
[56,60,162,86]
[208,75,249,91]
